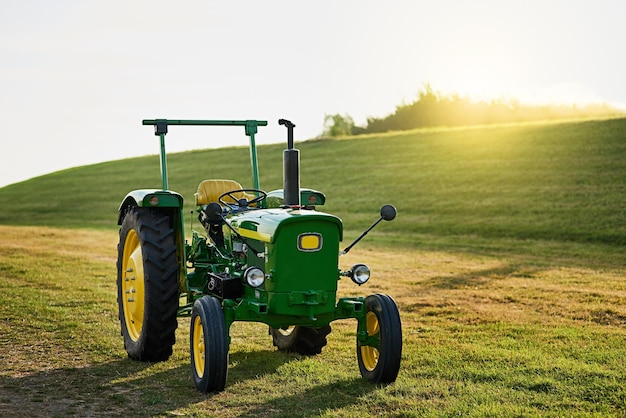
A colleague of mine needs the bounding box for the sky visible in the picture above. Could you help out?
[1,0,624,187]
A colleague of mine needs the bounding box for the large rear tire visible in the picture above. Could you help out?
[190,295,229,393]
[270,325,331,355]
[357,294,402,384]
[117,207,179,362]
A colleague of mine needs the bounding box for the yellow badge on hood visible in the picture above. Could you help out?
[298,233,322,252]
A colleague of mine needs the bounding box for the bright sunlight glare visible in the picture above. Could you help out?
[433,51,520,102]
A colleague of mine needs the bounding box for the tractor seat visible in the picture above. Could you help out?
[194,179,256,206]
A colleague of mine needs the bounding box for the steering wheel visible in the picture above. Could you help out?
[218,189,267,210]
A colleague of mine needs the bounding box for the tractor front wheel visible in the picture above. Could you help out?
[117,207,179,362]
[357,294,402,384]
[270,325,331,355]
[190,295,229,393]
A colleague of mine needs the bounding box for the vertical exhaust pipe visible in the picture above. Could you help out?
[279,119,300,206]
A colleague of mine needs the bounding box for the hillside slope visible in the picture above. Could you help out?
[1,118,624,255]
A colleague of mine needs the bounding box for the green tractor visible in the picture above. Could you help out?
[116,118,402,392]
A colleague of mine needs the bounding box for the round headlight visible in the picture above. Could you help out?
[244,267,265,288]
[350,264,370,285]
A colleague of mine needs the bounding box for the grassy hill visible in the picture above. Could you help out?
[1,118,626,416]
[0,117,625,262]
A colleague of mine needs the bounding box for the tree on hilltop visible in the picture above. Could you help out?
[322,113,355,137]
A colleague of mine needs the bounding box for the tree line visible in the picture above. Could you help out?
[322,84,622,137]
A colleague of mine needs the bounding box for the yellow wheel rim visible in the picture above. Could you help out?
[192,316,205,378]
[121,229,145,341]
[360,311,380,371]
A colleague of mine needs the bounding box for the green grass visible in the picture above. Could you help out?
[0,226,624,416]
[1,118,625,250]
[1,118,625,416]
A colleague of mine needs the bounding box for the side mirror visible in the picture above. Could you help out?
[380,204,397,221]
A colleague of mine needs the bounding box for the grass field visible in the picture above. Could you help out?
[1,118,625,416]
[0,226,624,417]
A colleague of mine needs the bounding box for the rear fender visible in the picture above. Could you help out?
[117,189,184,224]
[118,189,187,292]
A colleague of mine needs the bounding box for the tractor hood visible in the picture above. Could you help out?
[228,208,343,244]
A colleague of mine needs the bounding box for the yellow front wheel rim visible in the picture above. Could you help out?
[121,229,145,341]
[360,311,380,371]
[192,316,206,378]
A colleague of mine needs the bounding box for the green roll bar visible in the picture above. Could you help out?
[142,119,268,191]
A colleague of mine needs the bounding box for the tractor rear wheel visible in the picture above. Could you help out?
[357,294,402,384]
[190,295,229,393]
[270,325,331,355]
[117,207,179,362]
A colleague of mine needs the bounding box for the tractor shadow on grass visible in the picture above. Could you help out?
[238,376,377,417]
[225,348,378,417]
[0,348,377,417]
[0,358,200,417]
[227,348,299,384]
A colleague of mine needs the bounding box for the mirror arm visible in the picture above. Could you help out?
[341,217,383,255]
